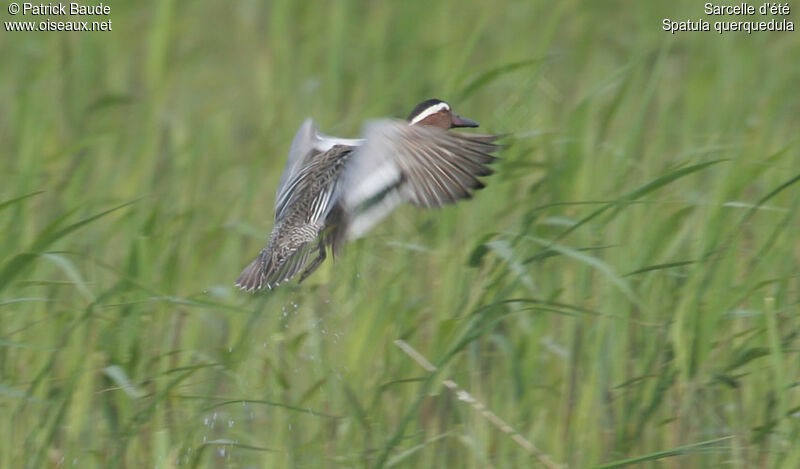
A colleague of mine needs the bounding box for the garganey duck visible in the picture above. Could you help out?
[235,98,502,291]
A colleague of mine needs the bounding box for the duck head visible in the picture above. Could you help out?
[407,98,479,129]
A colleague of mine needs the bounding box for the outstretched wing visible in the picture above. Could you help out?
[275,119,363,221]
[276,144,353,225]
[275,119,321,221]
[337,119,501,240]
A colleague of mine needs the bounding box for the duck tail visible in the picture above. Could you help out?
[235,252,268,292]
[235,243,315,292]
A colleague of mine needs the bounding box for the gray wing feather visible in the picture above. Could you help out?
[275,120,364,221]
[277,145,351,224]
[275,118,320,219]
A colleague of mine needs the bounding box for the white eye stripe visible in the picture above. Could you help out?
[410,102,450,125]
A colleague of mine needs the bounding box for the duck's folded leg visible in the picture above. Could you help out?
[298,240,327,284]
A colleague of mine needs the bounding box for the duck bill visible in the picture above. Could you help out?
[451,114,479,128]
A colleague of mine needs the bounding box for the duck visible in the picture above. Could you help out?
[235,98,502,291]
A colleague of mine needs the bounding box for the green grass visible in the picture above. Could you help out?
[2,0,799,467]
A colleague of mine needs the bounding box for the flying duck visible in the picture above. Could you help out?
[235,98,502,291]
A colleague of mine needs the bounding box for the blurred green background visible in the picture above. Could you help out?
[2,0,799,467]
